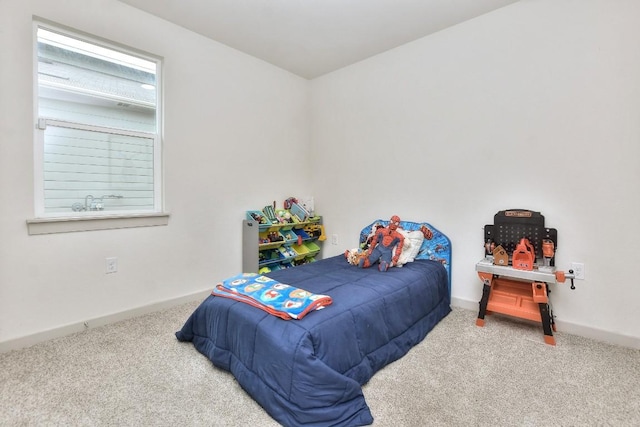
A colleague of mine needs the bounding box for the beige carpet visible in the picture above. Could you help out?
[1,301,639,426]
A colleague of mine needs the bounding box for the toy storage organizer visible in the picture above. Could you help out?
[475,209,572,346]
[242,211,324,274]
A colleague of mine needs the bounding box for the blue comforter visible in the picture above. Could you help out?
[176,255,450,426]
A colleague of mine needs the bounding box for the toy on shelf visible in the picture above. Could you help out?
[243,198,324,273]
[249,211,268,224]
[304,223,326,242]
[277,210,294,224]
[475,209,576,345]
[263,204,280,224]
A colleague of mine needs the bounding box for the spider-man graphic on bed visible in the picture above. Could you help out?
[358,215,405,272]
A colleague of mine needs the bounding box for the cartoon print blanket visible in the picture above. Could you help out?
[212,272,332,320]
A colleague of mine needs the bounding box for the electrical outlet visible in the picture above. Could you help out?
[571,262,585,280]
[331,234,338,245]
[106,257,118,274]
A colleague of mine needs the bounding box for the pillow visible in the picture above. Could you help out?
[395,229,425,266]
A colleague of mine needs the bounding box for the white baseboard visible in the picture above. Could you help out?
[0,289,211,354]
[3,293,637,353]
[451,297,640,350]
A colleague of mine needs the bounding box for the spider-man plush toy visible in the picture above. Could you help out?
[358,215,405,272]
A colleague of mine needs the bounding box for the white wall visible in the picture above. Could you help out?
[310,0,640,347]
[2,0,639,350]
[0,0,311,347]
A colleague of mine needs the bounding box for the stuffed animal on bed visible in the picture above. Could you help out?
[344,223,385,266]
[344,248,368,266]
[358,215,405,272]
[344,222,384,267]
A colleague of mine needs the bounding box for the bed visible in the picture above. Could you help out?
[176,219,452,426]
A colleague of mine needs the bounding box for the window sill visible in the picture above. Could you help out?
[26,213,170,235]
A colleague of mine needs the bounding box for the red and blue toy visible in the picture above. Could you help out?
[358,215,405,272]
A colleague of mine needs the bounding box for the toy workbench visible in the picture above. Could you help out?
[475,209,575,345]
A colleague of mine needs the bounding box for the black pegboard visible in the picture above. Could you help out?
[484,209,557,265]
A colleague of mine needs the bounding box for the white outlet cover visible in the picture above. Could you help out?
[571,262,585,280]
[106,257,118,274]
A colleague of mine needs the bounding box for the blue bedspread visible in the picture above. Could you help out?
[176,255,450,426]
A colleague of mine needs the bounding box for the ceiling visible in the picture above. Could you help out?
[118,0,519,79]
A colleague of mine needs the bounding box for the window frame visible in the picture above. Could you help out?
[30,20,167,234]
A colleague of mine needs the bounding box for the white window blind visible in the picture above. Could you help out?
[40,120,155,213]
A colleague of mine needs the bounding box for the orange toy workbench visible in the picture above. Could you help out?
[475,260,571,345]
[475,209,575,345]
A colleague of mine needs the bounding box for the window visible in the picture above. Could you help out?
[33,23,162,221]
